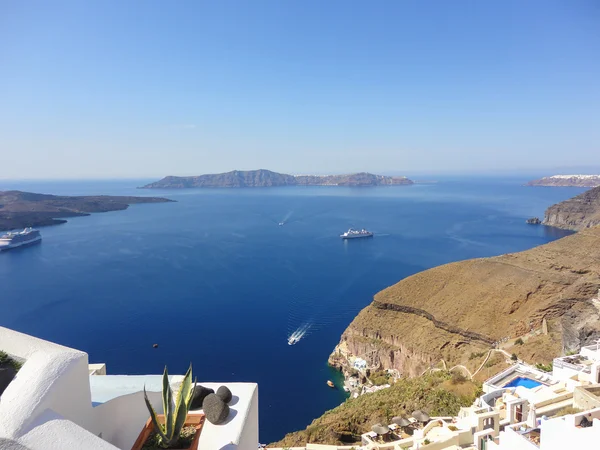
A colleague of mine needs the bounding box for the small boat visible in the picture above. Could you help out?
[279,222,285,226]
[340,228,373,239]
[327,380,335,388]
[288,335,300,345]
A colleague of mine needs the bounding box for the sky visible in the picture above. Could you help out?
[1,0,599,179]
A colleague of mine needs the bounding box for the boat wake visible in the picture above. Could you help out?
[287,322,311,345]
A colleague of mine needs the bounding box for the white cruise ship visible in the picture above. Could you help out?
[0,228,42,251]
[340,228,373,239]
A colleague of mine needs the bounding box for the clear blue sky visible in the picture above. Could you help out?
[1,0,599,179]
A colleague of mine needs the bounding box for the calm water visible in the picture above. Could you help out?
[0,178,584,442]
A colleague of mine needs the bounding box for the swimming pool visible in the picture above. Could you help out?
[503,376,542,389]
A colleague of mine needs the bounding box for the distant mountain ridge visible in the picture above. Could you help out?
[527,175,600,187]
[141,169,413,188]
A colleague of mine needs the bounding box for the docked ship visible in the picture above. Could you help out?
[0,228,42,251]
[340,228,373,239]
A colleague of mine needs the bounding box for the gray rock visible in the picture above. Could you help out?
[216,386,232,404]
[191,385,214,410]
[203,393,230,425]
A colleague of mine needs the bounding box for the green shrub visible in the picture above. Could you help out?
[370,370,391,386]
[450,372,468,384]
[511,353,518,361]
[535,363,553,372]
[0,351,22,371]
[515,338,524,345]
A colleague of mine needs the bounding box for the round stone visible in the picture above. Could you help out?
[203,393,230,425]
[216,385,232,404]
[190,385,214,410]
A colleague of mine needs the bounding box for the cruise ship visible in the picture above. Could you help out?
[0,228,42,251]
[340,228,373,239]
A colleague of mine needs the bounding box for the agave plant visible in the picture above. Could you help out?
[144,364,196,448]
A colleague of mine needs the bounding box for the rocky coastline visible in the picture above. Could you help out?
[327,224,600,393]
[0,191,174,231]
[542,186,600,230]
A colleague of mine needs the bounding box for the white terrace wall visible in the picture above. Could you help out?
[0,327,97,440]
[540,408,600,450]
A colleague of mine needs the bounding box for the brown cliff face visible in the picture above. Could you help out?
[330,226,600,377]
[543,186,600,230]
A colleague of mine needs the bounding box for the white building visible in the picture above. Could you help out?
[0,326,258,450]
[552,343,600,386]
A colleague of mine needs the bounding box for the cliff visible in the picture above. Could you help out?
[527,175,600,187]
[0,191,174,231]
[328,226,600,383]
[270,372,479,447]
[543,186,600,231]
[141,169,413,188]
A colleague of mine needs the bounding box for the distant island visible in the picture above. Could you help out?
[527,175,600,187]
[0,191,174,231]
[141,169,414,189]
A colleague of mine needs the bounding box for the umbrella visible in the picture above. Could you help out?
[527,404,537,429]
[371,424,390,435]
[392,416,411,427]
[412,410,430,422]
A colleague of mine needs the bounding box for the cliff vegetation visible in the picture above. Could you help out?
[270,372,480,447]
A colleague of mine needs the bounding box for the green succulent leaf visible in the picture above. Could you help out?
[188,377,197,407]
[172,364,194,439]
[162,366,174,440]
[144,385,168,443]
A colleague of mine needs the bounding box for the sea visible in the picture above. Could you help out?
[0,177,586,442]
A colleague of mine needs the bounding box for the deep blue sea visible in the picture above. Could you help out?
[0,177,585,442]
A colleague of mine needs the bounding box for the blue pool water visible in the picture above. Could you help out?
[503,376,543,389]
[0,177,582,441]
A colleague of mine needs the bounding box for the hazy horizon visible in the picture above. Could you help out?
[2,1,599,179]
[3,165,600,183]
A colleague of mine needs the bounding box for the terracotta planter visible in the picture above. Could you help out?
[131,413,205,450]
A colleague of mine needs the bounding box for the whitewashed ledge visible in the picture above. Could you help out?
[0,326,258,450]
[90,376,259,450]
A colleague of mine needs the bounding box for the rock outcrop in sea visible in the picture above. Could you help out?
[526,217,541,224]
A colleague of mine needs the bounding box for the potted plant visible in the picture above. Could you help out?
[132,365,205,450]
